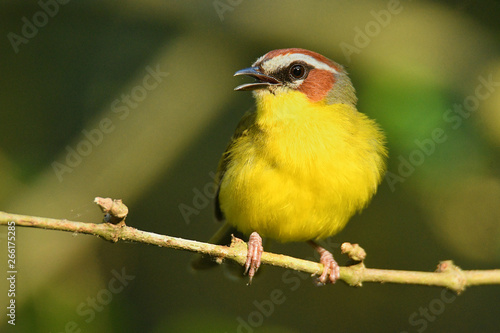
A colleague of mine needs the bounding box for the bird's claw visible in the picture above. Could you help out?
[316,249,340,285]
[309,240,339,286]
[245,232,263,284]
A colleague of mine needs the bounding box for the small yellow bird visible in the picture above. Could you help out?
[194,48,387,284]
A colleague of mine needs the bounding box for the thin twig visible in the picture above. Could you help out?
[1,209,499,293]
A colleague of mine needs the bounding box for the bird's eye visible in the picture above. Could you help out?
[289,64,307,80]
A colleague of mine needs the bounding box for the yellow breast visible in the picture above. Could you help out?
[218,90,386,242]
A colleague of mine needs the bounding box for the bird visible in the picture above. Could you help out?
[192,48,387,285]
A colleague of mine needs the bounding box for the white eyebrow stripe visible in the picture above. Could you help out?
[256,53,338,74]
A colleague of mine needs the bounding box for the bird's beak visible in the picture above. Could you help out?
[234,67,280,91]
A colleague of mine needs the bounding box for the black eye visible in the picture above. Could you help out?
[289,64,307,80]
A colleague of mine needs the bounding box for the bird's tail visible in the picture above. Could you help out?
[191,222,241,270]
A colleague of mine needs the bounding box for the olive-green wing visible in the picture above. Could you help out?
[214,109,257,221]
[191,111,256,270]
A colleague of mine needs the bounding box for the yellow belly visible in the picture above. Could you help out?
[218,91,386,242]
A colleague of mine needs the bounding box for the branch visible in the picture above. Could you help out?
[1,200,499,293]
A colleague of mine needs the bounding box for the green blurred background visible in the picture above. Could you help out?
[1,0,500,332]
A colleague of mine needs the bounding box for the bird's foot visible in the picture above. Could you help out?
[245,232,263,284]
[309,241,340,285]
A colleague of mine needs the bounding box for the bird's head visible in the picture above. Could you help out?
[234,48,357,106]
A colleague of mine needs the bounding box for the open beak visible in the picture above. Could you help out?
[234,67,280,91]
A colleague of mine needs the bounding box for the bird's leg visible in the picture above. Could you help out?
[245,232,263,284]
[308,240,340,285]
